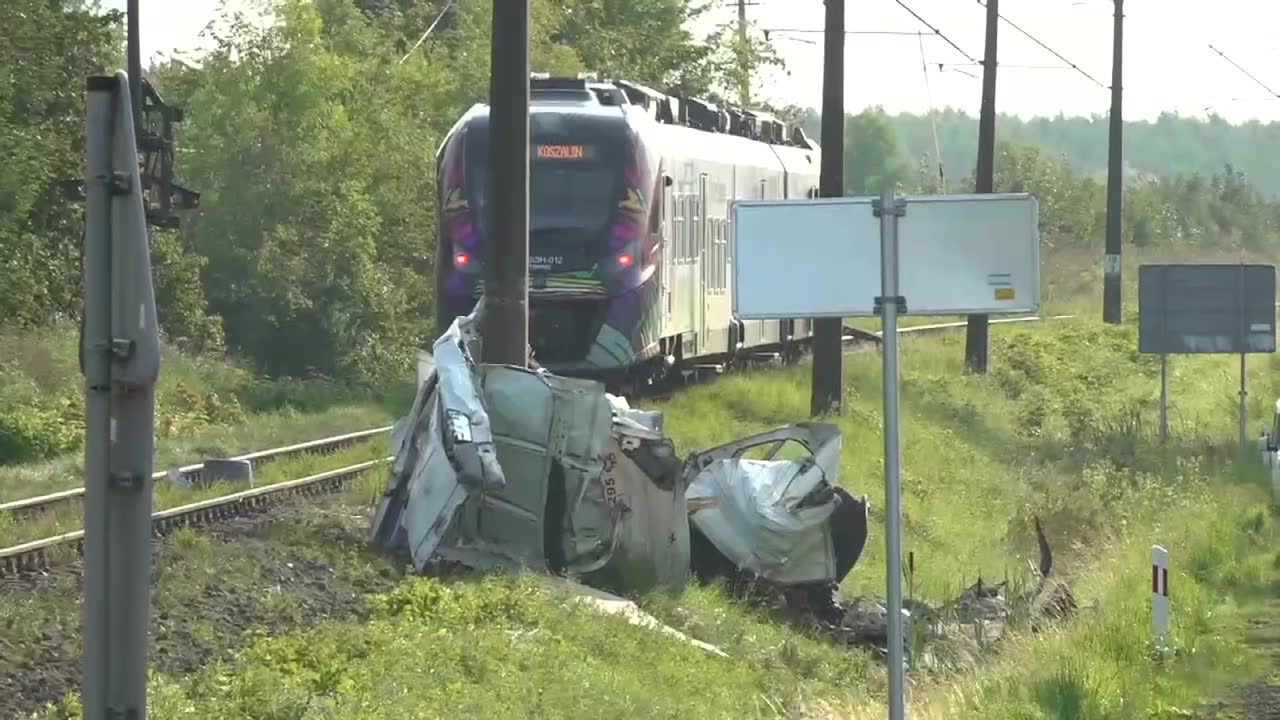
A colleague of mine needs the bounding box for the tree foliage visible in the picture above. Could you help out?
[0,0,121,328]
[6,0,1280,388]
[882,108,1280,199]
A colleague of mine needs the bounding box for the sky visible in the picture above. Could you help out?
[102,0,1280,124]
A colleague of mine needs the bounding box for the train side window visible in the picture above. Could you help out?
[673,194,681,259]
[672,193,681,259]
[720,219,727,290]
[681,194,690,259]
[650,181,663,237]
[723,216,730,292]
[693,194,701,259]
[713,218,720,289]
[716,219,727,288]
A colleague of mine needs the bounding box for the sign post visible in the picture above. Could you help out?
[731,191,1040,720]
[1159,354,1170,443]
[1138,264,1276,453]
[875,188,908,718]
[1152,544,1171,653]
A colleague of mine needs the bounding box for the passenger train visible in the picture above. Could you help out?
[433,75,823,392]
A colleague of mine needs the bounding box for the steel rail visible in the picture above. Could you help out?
[0,457,392,576]
[0,425,394,519]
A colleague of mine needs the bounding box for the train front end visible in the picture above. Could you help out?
[435,101,663,383]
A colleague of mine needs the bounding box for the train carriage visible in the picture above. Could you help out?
[433,75,822,392]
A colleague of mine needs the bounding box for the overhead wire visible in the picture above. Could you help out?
[1207,43,1280,99]
[399,0,457,64]
[763,28,945,37]
[891,0,979,64]
[975,0,1107,90]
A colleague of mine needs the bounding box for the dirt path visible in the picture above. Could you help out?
[1199,601,1280,719]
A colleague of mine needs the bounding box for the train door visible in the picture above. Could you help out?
[661,173,675,332]
[667,181,698,354]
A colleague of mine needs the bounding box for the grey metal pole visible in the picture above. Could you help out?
[965,0,998,374]
[1103,0,1124,324]
[481,0,530,366]
[82,73,115,720]
[1159,354,1169,443]
[811,0,845,417]
[84,72,161,720]
[737,0,750,105]
[127,0,142,133]
[877,186,907,720]
[1241,353,1248,457]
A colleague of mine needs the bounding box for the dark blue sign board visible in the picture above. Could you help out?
[1138,264,1276,355]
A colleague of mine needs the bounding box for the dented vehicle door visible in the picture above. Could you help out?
[684,423,869,587]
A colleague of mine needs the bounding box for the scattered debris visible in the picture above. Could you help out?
[552,578,728,658]
[1027,514,1079,624]
[200,458,255,488]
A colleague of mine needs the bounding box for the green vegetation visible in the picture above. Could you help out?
[808,105,1280,257]
[832,107,1280,200]
[0,321,400,493]
[19,319,1271,719]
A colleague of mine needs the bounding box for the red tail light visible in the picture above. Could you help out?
[617,253,635,268]
[454,252,472,268]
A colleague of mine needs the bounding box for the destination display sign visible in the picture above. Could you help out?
[535,144,592,160]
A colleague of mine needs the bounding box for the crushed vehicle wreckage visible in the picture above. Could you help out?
[370,301,871,603]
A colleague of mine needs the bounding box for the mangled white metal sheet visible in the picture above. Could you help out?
[371,307,501,563]
[684,424,868,587]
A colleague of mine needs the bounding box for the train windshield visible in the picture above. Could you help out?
[465,113,626,270]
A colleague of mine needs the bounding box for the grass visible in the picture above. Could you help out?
[20,312,1275,720]
[15,244,1280,718]
[0,404,394,503]
[0,322,405,501]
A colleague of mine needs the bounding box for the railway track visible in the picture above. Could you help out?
[641,313,1076,397]
[0,457,392,577]
[0,425,393,522]
[0,312,1073,578]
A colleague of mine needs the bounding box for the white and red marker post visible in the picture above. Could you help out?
[1152,544,1171,652]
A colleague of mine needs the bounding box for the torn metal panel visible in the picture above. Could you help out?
[684,423,867,587]
[440,365,616,574]
[371,306,502,565]
[581,408,690,594]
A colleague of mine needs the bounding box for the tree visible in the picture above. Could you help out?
[553,0,711,93]
[843,108,909,194]
[698,17,785,104]
[161,0,442,383]
[0,0,122,328]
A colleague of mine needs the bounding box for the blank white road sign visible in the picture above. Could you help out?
[730,193,1041,318]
